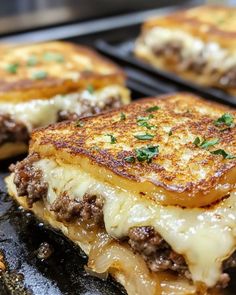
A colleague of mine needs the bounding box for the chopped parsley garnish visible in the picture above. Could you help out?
[137,114,154,121]
[134,133,154,140]
[75,120,84,127]
[200,138,219,149]
[43,52,64,63]
[5,63,19,74]
[32,70,48,80]
[135,145,159,163]
[87,84,94,94]
[168,130,173,136]
[193,137,219,149]
[214,113,234,128]
[137,114,156,130]
[106,134,117,144]
[146,106,160,112]
[193,136,235,159]
[27,56,38,66]
[193,137,201,146]
[124,145,159,164]
[124,156,135,163]
[210,149,236,159]
[120,112,126,121]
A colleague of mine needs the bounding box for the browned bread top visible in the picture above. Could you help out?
[143,5,236,50]
[30,93,236,207]
[0,41,125,102]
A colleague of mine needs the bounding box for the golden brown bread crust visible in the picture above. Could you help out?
[143,5,236,50]
[0,142,27,160]
[29,93,236,207]
[135,5,236,95]
[0,41,125,102]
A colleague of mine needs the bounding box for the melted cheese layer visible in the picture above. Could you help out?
[0,85,126,131]
[142,27,236,72]
[34,159,236,288]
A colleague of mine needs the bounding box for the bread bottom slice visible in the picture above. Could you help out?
[0,142,27,160]
[6,174,225,295]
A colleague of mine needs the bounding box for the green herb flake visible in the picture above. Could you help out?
[134,133,154,140]
[32,70,48,80]
[87,84,94,94]
[193,137,219,149]
[193,137,201,146]
[168,130,173,136]
[146,106,160,112]
[106,134,117,144]
[210,149,236,159]
[27,56,38,66]
[43,52,64,63]
[137,115,156,130]
[135,145,159,163]
[214,113,234,128]
[120,112,126,121]
[75,120,84,127]
[124,156,135,163]
[200,138,219,149]
[137,115,154,122]
[5,63,19,74]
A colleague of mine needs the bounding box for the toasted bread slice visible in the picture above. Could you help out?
[6,93,236,294]
[0,41,130,159]
[135,5,236,95]
[30,93,236,208]
[0,41,125,102]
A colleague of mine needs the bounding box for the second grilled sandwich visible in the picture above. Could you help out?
[0,41,130,159]
[135,5,236,96]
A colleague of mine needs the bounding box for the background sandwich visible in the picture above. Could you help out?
[135,5,236,96]
[0,41,130,159]
[6,93,236,295]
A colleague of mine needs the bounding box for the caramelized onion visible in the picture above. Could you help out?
[87,233,200,295]
[88,232,160,295]
[158,272,197,295]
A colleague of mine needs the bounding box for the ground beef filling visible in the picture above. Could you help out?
[128,226,234,287]
[57,95,123,122]
[51,193,104,225]
[0,114,29,146]
[11,154,105,225]
[150,41,236,87]
[10,153,48,208]
[128,226,190,278]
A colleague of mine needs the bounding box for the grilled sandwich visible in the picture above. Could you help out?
[6,93,236,294]
[135,5,236,95]
[0,41,129,159]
